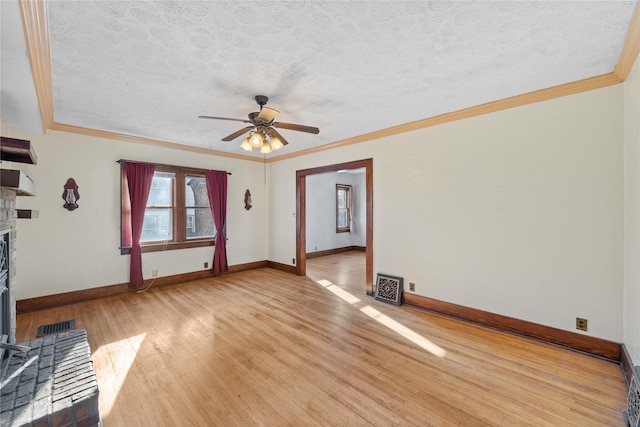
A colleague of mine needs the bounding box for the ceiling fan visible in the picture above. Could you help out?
[199,95,320,153]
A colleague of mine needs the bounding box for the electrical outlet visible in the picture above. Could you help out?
[576,318,588,331]
[204,262,208,269]
[152,269,158,277]
[292,258,296,264]
[409,282,415,292]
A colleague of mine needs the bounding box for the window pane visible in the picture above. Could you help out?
[186,207,215,239]
[186,177,209,207]
[337,189,346,208]
[338,209,348,228]
[141,208,173,242]
[147,173,173,207]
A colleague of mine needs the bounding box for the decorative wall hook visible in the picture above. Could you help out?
[62,178,79,211]
[244,189,252,210]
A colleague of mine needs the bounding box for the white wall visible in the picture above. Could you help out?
[1,79,629,345]
[306,171,366,253]
[624,54,640,367]
[269,84,624,342]
[2,129,268,299]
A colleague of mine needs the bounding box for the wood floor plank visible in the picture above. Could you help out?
[15,251,628,426]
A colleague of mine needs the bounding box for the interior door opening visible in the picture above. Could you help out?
[295,158,373,295]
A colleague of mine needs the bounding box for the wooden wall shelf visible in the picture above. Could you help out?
[1,169,36,196]
[1,137,37,165]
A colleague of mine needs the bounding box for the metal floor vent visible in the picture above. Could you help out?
[36,319,76,337]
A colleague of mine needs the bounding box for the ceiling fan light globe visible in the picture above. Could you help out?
[250,132,263,147]
[240,139,253,151]
[260,141,272,154]
[270,136,283,150]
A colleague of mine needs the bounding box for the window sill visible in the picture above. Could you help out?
[336,229,351,233]
[120,239,215,255]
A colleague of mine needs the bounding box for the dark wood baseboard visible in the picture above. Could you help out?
[306,246,366,259]
[266,260,297,274]
[16,260,268,314]
[229,260,267,273]
[17,282,131,314]
[621,343,637,386]
[403,293,621,361]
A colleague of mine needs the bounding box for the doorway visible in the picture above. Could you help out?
[295,158,373,295]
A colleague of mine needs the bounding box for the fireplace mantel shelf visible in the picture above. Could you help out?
[0,169,35,196]
[0,137,37,165]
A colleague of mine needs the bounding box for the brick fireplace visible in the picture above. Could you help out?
[0,187,17,346]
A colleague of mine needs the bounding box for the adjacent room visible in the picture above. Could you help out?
[1,1,640,426]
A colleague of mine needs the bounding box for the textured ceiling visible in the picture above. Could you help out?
[3,1,639,158]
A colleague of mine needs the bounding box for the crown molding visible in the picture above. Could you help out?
[48,122,263,163]
[18,0,54,128]
[614,2,640,81]
[268,72,622,163]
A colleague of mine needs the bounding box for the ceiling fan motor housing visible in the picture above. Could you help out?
[248,111,260,123]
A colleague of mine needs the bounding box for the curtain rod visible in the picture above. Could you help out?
[116,159,231,175]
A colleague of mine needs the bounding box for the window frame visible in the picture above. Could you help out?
[336,184,352,233]
[120,163,215,255]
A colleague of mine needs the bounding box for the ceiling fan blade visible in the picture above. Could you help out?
[221,126,254,141]
[257,107,279,122]
[267,127,289,146]
[274,122,320,134]
[199,115,251,123]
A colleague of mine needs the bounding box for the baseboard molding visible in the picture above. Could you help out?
[306,246,366,259]
[266,260,297,274]
[17,282,131,314]
[229,260,268,273]
[403,293,621,361]
[16,260,268,314]
[621,343,636,386]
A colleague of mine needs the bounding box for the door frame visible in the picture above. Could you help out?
[295,158,374,295]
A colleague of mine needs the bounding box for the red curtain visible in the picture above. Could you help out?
[205,170,228,274]
[125,162,156,289]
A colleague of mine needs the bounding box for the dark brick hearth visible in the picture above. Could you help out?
[0,329,100,427]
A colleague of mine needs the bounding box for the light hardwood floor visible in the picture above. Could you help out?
[16,252,628,426]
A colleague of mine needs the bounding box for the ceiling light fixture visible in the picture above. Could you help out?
[249,131,264,147]
[240,138,252,151]
[260,140,272,154]
[241,128,286,154]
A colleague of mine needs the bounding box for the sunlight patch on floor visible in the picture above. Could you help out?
[94,333,146,417]
[313,278,446,358]
[325,284,362,304]
[360,305,447,358]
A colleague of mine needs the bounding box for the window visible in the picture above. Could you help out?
[336,184,352,233]
[121,163,216,254]
[185,176,215,239]
[142,172,173,242]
